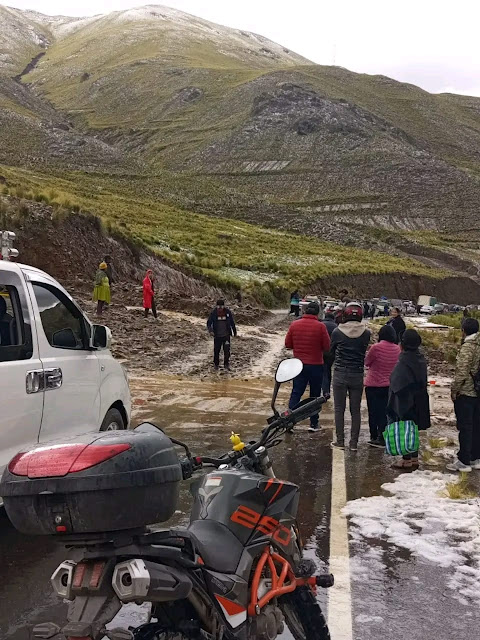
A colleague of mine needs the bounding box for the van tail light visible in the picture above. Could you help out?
[8,443,131,478]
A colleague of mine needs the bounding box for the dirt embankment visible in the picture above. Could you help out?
[311,273,480,305]
[2,197,221,302]
[2,196,283,377]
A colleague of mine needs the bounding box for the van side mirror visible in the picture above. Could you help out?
[52,328,78,349]
[91,325,111,350]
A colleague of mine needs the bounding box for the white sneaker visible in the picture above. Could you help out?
[470,459,480,470]
[446,459,472,472]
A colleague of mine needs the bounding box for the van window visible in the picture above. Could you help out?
[0,284,31,362]
[32,283,86,350]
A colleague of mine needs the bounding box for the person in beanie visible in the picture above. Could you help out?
[207,299,237,370]
[330,303,371,450]
[387,307,406,344]
[365,324,400,448]
[285,302,330,432]
[93,262,111,316]
[388,329,430,469]
[447,317,480,472]
[143,269,157,319]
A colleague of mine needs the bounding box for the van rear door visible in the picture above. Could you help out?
[0,267,44,485]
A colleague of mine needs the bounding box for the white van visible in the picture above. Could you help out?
[0,260,131,490]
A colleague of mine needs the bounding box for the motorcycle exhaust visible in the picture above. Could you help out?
[51,560,77,600]
[112,559,192,603]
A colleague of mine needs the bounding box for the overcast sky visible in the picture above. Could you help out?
[6,0,480,96]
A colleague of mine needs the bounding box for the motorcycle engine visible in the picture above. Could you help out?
[248,605,284,640]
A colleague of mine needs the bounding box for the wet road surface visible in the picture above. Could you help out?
[0,373,478,639]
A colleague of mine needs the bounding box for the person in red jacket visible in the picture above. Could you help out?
[143,269,157,318]
[285,302,331,432]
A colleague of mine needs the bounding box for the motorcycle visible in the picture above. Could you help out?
[4,358,332,640]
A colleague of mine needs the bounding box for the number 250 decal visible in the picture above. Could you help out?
[230,505,292,546]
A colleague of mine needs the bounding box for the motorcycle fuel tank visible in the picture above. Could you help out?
[190,468,299,547]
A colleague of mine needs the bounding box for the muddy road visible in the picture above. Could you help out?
[1,316,479,639]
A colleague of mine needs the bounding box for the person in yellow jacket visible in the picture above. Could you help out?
[93,262,111,316]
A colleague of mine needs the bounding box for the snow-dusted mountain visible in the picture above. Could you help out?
[1,3,480,242]
[0,3,310,77]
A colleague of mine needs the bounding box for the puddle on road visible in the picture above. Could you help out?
[130,372,335,534]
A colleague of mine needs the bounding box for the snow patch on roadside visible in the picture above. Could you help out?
[344,471,480,605]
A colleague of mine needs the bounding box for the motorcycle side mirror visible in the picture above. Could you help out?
[275,358,303,383]
[271,358,303,415]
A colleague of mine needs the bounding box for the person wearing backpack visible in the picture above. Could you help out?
[447,318,480,472]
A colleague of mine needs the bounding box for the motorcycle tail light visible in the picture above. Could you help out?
[8,444,130,478]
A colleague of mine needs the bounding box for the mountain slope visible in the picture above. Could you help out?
[1,4,480,297]
[15,5,479,231]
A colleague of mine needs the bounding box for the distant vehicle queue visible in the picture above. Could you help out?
[289,290,472,319]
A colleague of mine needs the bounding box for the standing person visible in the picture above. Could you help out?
[387,307,406,344]
[207,299,237,371]
[363,301,370,319]
[387,329,430,469]
[290,290,301,317]
[365,325,401,448]
[93,262,111,316]
[447,318,480,472]
[143,269,157,319]
[285,302,331,432]
[104,255,115,287]
[321,311,337,397]
[370,303,376,319]
[330,303,371,450]
[339,289,352,305]
[463,307,470,319]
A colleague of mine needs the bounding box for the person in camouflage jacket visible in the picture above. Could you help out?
[448,318,480,472]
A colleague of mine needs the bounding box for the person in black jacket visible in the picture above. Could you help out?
[387,329,430,469]
[207,300,237,370]
[330,304,371,451]
[321,312,337,396]
[387,307,406,344]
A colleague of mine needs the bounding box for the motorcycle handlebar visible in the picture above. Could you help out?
[188,395,329,472]
[265,394,329,434]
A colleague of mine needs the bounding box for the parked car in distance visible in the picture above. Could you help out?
[0,259,131,501]
[434,303,447,314]
[420,305,435,315]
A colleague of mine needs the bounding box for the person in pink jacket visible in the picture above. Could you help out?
[365,324,401,448]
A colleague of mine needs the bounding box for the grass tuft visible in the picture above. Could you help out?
[421,450,438,465]
[428,437,448,449]
[444,473,477,500]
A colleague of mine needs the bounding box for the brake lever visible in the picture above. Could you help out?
[265,438,283,449]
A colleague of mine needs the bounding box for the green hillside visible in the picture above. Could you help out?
[1,4,480,298]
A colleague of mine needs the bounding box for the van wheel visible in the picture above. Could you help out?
[100,408,125,431]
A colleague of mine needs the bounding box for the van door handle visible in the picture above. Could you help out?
[44,368,63,390]
[26,370,43,394]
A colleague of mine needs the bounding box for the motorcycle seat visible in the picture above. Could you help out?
[188,519,244,574]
